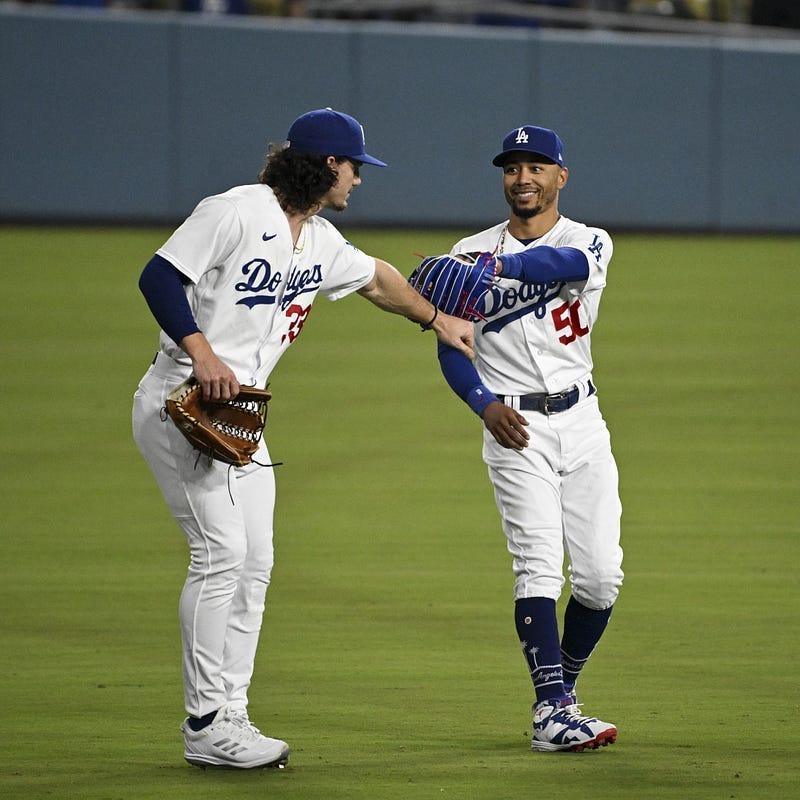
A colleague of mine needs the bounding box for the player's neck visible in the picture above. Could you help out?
[508,208,560,241]
[285,209,315,249]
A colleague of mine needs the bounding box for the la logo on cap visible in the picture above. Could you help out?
[492,124,565,168]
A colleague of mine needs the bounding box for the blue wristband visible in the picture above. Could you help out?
[438,342,499,417]
[465,385,500,417]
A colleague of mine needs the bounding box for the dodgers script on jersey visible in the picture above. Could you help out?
[155,184,375,386]
[451,216,612,396]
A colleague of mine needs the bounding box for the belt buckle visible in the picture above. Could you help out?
[542,394,559,415]
[543,390,570,415]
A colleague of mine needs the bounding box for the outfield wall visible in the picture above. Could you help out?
[1,6,799,231]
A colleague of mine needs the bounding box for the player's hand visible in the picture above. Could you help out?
[482,402,530,450]
[193,357,240,402]
[431,312,475,359]
[180,332,240,401]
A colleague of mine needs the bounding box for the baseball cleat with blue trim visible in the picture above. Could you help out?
[531,696,617,752]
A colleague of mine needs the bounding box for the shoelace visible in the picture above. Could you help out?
[559,704,598,724]
[226,710,264,738]
[218,711,263,742]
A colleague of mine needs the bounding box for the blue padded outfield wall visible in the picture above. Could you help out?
[1,6,799,232]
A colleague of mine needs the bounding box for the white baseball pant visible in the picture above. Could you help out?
[483,394,623,609]
[132,359,276,718]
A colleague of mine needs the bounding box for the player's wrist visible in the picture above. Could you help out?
[418,304,439,331]
[466,385,500,417]
[496,253,523,280]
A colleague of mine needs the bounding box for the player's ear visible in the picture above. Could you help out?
[558,167,569,189]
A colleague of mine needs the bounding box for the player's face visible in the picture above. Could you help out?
[321,157,362,212]
[502,155,567,220]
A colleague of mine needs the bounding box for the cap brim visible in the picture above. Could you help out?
[492,150,559,167]
[355,153,387,168]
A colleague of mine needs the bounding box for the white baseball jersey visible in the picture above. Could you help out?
[155,183,375,386]
[451,215,612,396]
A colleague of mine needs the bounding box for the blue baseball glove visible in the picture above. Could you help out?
[408,251,498,323]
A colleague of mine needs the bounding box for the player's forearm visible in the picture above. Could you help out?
[359,258,438,325]
[178,331,215,362]
[497,246,589,283]
[437,342,499,417]
[179,332,240,401]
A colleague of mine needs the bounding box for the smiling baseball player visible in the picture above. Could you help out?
[132,108,474,769]
[413,125,624,752]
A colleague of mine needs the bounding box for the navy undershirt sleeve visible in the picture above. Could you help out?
[138,254,201,345]
[437,342,499,417]
[498,246,589,283]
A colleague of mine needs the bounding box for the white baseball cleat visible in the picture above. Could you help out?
[181,704,290,769]
[531,696,617,752]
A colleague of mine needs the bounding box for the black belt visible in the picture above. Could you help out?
[499,381,595,415]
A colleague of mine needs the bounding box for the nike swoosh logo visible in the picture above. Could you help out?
[262,233,277,241]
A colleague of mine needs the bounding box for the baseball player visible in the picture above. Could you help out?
[433,125,623,752]
[132,108,474,769]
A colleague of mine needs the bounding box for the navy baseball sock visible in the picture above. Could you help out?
[514,597,566,703]
[187,709,218,732]
[560,596,613,692]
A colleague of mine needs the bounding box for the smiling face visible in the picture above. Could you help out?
[320,157,362,212]
[501,152,568,226]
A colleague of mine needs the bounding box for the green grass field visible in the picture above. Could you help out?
[1,227,798,799]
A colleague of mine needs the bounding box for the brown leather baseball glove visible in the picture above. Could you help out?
[165,377,272,467]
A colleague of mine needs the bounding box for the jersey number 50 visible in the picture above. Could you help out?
[552,299,589,345]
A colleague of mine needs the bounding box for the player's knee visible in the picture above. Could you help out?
[572,568,623,609]
[247,536,275,576]
[187,536,249,580]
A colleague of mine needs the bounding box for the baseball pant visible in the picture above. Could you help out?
[132,360,276,718]
[483,394,623,609]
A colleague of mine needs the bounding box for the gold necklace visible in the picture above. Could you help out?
[293,223,307,254]
[497,224,509,255]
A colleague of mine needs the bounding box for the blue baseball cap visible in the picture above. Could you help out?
[492,125,565,167]
[286,108,387,167]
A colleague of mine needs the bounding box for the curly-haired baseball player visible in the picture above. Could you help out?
[132,108,474,769]
[431,125,623,752]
